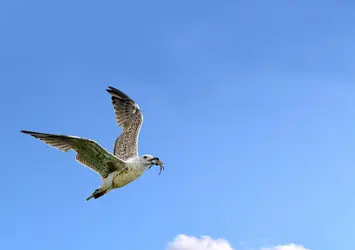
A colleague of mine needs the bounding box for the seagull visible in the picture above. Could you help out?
[21,86,164,201]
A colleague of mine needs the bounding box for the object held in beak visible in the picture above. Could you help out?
[148,157,164,175]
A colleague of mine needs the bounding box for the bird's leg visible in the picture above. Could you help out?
[86,188,108,201]
[86,179,111,201]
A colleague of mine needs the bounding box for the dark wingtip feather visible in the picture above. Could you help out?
[106,86,132,100]
[20,130,37,135]
[20,130,45,139]
[20,130,52,138]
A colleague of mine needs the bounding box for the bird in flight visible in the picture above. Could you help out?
[21,86,164,201]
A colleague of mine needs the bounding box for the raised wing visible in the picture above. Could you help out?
[106,86,143,160]
[21,130,125,178]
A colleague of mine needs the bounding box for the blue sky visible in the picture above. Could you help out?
[1,1,355,249]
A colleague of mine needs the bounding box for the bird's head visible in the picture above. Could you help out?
[139,154,164,175]
[139,154,156,165]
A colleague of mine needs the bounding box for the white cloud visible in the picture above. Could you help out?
[166,235,309,250]
[167,234,234,250]
[261,244,309,250]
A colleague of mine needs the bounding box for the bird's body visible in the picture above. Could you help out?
[21,86,164,201]
[105,157,147,189]
[86,156,147,200]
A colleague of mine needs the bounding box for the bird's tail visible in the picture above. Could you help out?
[86,188,108,201]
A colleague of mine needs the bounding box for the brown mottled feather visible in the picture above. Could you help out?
[106,86,143,160]
[21,130,125,178]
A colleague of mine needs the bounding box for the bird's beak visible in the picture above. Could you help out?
[149,157,160,164]
[148,157,164,175]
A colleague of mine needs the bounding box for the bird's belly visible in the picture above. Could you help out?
[112,169,144,188]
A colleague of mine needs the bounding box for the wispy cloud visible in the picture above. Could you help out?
[261,244,309,250]
[167,234,234,250]
[166,235,309,250]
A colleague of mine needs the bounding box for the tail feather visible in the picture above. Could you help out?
[86,189,107,201]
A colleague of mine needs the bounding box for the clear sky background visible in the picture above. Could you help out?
[1,1,355,250]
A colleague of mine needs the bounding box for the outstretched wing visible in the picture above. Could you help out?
[21,130,125,178]
[106,86,143,160]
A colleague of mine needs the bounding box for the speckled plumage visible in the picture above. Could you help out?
[107,86,143,160]
[21,86,162,201]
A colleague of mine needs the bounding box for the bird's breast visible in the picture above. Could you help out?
[111,165,145,188]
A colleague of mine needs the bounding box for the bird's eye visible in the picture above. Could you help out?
[143,156,147,159]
